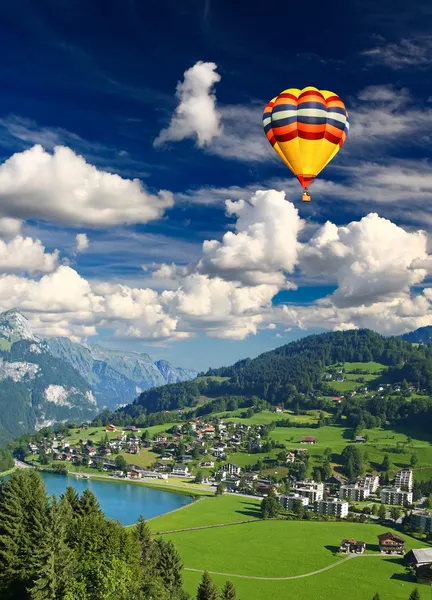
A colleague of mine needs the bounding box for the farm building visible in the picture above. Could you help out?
[378,532,405,555]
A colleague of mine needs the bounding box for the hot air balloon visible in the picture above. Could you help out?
[263,86,349,202]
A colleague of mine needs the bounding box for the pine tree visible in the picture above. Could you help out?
[79,489,101,516]
[196,571,219,600]
[154,538,183,590]
[222,580,237,599]
[61,487,80,515]
[134,515,153,566]
[409,589,420,600]
[29,497,75,600]
[372,594,381,600]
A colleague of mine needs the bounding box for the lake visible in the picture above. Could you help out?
[39,472,193,526]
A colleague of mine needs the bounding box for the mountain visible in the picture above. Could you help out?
[0,310,98,444]
[117,329,432,417]
[400,326,432,344]
[46,338,197,408]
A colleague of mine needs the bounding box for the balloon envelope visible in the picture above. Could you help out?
[263,86,349,189]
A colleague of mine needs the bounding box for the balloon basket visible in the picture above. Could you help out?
[301,191,311,203]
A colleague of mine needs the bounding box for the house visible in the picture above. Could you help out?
[80,423,89,429]
[86,446,96,456]
[332,397,342,404]
[275,407,283,413]
[155,434,167,443]
[204,425,215,436]
[301,436,317,444]
[221,463,241,476]
[105,424,117,432]
[395,468,413,491]
[286,451,296,464]
[29,443,38,454]
[200,461,214,468]
[103,448,112,456]
[339,539,366,554]
[378,532,405,554]
[405,548,432,568]
[161,453,174,461]
[324,374,333,381]
[124,426,139,432]
[336,375,345,382]
[415,563,432,585]
[171,464,191,477]
[411,511,432,533]
[355,436,367,443]
[357,473,380,493]
[314,499,349,518]
[381,487,413,506]
[129,469,143,479]
[116,434,127,442]
[181,454,193,463]
[222,477,240,491]
[339,484,370,502]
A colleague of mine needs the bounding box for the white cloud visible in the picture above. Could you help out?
[362,36,432,69]
[198,189,302,286]
[75,233,89,253]
[154,61,222,147]
[0,145,173,227]
[0,217,22,238]
[0,235,58,275]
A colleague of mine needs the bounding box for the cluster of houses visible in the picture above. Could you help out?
[339,536,432,585]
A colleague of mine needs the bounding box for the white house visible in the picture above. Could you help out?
[171,464,191,477]
[221,463,241,476]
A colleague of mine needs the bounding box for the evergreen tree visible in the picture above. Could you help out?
[79,489,101,516]
[381,454,392,472]
[216,483,225,496]
[378,504,387,519]
[222,580,237,599]
[408,589,420,600]
[61,487,80,515]
[154,538,183,591]
[196,571,219,600]
[134,515,153,566]
[372,594,380,600]
[29,497,75,600]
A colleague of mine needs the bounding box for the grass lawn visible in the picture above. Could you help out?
[168,520,430,600]
[120,448,159,468]
[149,495,261,532]
[414,467,432,482]
[181,553,426,600]
[64,423,179,446]
[343,361,386,374]
[218,410,318,426]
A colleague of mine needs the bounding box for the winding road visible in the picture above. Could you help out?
[184,553,400,581]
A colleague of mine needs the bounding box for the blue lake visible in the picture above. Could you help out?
[39,472,193,526]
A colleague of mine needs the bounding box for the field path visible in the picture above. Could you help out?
[184,553,400,581]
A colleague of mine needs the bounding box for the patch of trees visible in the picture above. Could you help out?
[0,449,13,473]
[0,469,188,600]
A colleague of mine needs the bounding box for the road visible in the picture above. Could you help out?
[14,459,33,469]
[184,553,400,581]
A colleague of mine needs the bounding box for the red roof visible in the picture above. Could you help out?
[302,436,317,442]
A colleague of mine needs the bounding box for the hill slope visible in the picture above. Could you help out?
[120,329,432,416]
[400,325,432,344]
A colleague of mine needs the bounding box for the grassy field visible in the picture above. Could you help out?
[344,361,386,374]
[164,520,430,600]
[120,448,159,468]
[64,423,179,446]
[149,495,261,532]
[218,409,319,426]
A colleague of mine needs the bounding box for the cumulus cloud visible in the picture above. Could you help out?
[299,213,428,307]
[198,189,302,286]
[0,145,173,227]
[4,187,432,342]
[154,61,222,147]
[75,233,89,253]
[362,36,432,69]
[0,235,58,275]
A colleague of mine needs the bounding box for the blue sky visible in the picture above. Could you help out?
[1,0,432,370]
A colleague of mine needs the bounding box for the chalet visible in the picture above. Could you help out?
[286,452,296,464]
[124,426,139,432]
[29,443,38,454]
[332,397,342,404]
[161,453,174,461]
[103,448,112,456]
[129,469,144,479]
[301,436,317,445]
[355,436,367,443]
[204,426,215,436]
[213,449,226,459]
[378,532,405,555]
[155,434,167,443]
[415,563,432,585]
[106,424,117,432]
[324,374,333,381]
[222,477,240,491]
[153,462,169,472]
[336,375,344,382]
[188,422,197,431]
[275,407,283,413]
[405,548,432,568]
[116,434,127,442]
[200,461,214,468]
[172,464,191,477]
[339,539,366,554]
[181,455,193,463]
[86,447,96,456]
[80,423,89,429]
[245,472,259,482]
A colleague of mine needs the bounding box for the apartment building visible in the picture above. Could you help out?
[339,483,370,502]
[394,469,413,491]
[314,499,349,518]
[357,473,380,493]
[381,487,413,506]
[293,479,324,503]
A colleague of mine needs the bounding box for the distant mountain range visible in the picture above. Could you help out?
[400,326,432,344]
[0,309,197,443]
